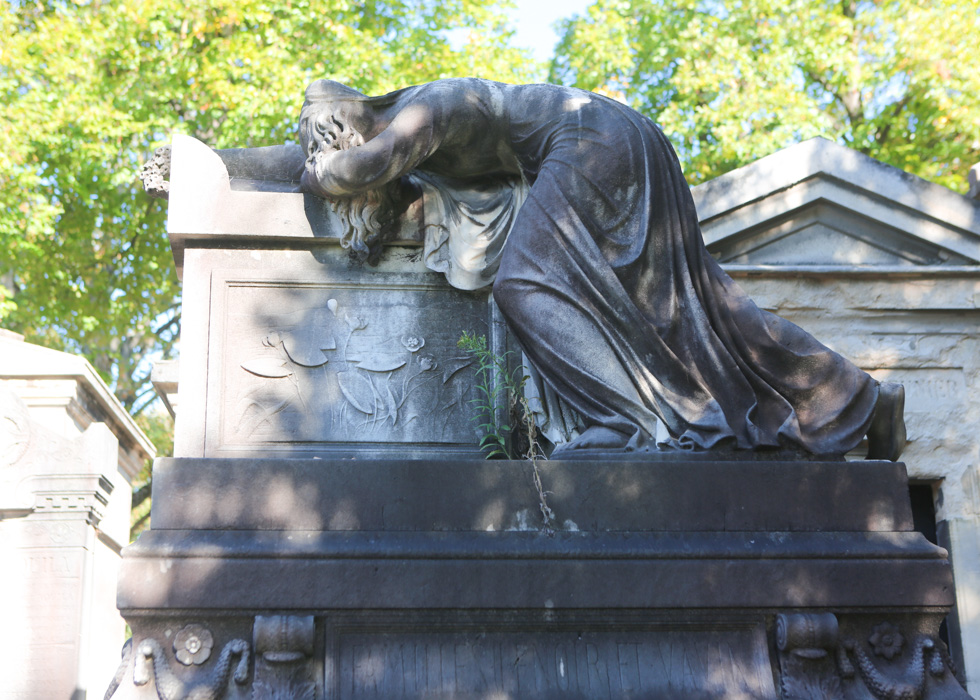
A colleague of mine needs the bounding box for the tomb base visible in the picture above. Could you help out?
[107,458,972,699]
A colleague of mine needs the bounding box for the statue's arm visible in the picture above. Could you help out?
[302,103,444,198]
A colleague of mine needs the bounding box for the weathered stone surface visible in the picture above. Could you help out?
[173,247,495,459]
[296,80,883,458]
[147,457,913,532]
[327,613,776,699]
[166,134,503,460]
[165,135,423,276]
[694,138,980,259]
[118,458,952,612]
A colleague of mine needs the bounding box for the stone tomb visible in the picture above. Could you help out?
[107,136,972,699]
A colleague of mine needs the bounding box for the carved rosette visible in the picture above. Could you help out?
[252,615,316,700]
[174,624,214,666]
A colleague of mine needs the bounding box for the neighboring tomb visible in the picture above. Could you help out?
[0,330,154,700]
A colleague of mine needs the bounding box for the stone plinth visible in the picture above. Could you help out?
[0,330,154,700]
[111,457,967,699]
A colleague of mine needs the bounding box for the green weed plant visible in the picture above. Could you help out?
[458,331,553,527]
[458,331,516,459]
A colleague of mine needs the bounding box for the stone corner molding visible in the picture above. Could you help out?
[104,626,249,700]
[775,612,970,700]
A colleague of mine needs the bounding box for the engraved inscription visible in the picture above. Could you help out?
[869,368,965,411]
[900,373,966,414]
[333,629,775,699]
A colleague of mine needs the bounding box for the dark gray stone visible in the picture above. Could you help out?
[111,457,968,698]
[326,612,776,699]
[148,458,913,533]
[120,458,953,613]
[109,80,975,699]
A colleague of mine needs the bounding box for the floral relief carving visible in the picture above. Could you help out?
[869,622,905,660]
[124,634,249,700]
[233,294,475,443]
[773,614,969,700]
[174,624,214,666]
[401,335,424,352]
[139,145,171,199]
[837,624,966,700]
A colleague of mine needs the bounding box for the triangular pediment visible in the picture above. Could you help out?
[709,200,973,266]
[692,138,980,268]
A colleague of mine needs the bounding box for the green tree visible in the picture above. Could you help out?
[0,0,536,414]
[131,406,174,538]
[550,0,980,189]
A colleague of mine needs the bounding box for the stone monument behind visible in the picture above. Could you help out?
[0,330,154,700]
[107,81,973,699]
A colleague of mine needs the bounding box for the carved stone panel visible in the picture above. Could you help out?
[324,613,777,699]
[203,262,494,458]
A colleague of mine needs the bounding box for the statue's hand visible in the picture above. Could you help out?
[301,150,331,197]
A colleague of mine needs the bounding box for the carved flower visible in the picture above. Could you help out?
[345,313,367,330]
[401,336,425,352]
[869,623,904,660]
[173,624,213,665]
[419,355,437,371]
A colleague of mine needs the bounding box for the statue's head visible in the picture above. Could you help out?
[299,80,368,158]
[299,80,399,264]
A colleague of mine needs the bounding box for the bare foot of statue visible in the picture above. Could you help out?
[866,382,907,461]
[551,426,631,456]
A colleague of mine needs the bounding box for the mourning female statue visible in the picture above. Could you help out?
[298,78,906,460]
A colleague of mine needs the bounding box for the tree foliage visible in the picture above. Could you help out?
[0,0,535,413]
[551,0,980,189]
[3,0,977,417]
[131,406,174,537]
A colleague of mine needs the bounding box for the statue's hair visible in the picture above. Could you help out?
[303,78,414,109]
[304,79,368,105]
[310,112,400,263]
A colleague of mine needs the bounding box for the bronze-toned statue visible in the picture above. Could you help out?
[299,78,905,460]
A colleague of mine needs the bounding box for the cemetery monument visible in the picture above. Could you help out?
[107,79,970,699]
